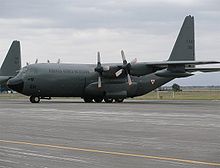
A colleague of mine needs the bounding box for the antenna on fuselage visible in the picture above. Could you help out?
[35,59,38,64]
[57,59,60,64]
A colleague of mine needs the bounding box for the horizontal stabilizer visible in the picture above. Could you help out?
[0,76,11,84]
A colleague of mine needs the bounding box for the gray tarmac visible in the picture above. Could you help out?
[0,98,220,168]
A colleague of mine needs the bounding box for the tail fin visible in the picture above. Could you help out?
[0,40,21,76]
[168,15,195,61]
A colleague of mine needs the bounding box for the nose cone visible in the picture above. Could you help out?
[7,78,24,93]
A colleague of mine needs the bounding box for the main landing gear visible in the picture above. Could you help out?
[29,96,124,103]
[103,98,113,103]
[83,97,124,103]
[114,98,124,103]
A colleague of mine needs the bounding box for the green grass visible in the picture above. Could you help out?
[136,90,220,100]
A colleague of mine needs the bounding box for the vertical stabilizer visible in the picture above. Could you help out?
[0,40,21,76]
[168,15,195,61]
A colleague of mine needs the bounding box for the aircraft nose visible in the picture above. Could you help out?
[7,78,24,93]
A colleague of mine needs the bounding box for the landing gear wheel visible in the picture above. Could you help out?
[115,98,124,103]
[30,96,40,103]
[94,97,103,103]
[104,98,113,103]
[83,97,93,103]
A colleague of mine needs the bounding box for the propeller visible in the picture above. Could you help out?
[115,50,137,85]
[94,52,103,88]
[35,59,38,64]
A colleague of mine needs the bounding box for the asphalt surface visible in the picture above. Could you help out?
[0,98,220,168]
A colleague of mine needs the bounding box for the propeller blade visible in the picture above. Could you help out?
[118,50,133,85]
[35,59,38,64]
[95,52,103,88]
[127,74,132,85]
[57,58,60,64]
[115,69,123,77]
[97,52,101,66]
[98,76,102,88]
[121,50,127,64]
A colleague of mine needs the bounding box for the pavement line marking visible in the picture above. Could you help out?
[0,139,219,166]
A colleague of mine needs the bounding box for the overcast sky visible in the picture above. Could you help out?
[0,0,219,85]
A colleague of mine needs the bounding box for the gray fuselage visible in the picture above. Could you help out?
[11,63,173,99]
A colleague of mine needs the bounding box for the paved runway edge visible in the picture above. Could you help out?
[1,139,220,167]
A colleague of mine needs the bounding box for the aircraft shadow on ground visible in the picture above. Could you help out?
[38,99,207,106]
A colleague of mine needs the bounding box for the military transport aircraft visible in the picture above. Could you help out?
[0,41,21,87]
[7,15,220,103]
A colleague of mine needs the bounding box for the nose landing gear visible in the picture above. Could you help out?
[29,96,51,103]
[30,96,40,103]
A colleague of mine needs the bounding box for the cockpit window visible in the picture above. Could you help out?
[17,66,28,78]
[27,67,38,76]
[16,66,38,78]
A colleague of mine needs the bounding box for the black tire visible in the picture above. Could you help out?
[83,97,93,103]
[115,98,124,103]
[30,96,40,103]
[104,98,113,103]
[94,97,103,103]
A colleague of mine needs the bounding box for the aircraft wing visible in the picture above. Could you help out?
[0,76,11,84]
[185,67,220,72]
[127,61,220,77]
[142,61,220,67]
[101,60,220,78]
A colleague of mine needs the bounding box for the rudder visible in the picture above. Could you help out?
[168,15,195,61]
[0,40,21,76]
